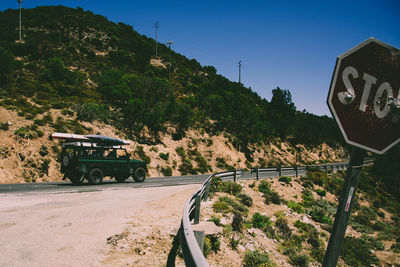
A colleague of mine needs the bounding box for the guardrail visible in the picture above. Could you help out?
[167,160,373,267]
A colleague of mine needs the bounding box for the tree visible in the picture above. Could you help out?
[0,46,16,85]
[270,87,296,137]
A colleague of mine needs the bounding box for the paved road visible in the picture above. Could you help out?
[0,169,308,195]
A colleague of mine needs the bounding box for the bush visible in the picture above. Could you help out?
[223,181,242,196]
[0,122,9,131]
[340,236,379,266]
[159,152,169,161]
[238,193,253,207]
[354,206,377,227]
[135,145,151,164]
[243,250,274,267]
[301,189,315,207]
[232,210,244,232]
[208,215,221,226]
[278,176,292,184]
[258,180,271,194]
[39,145,49,157]
[161,166,172,176]
[309,206,333,224]
[315,189,327,197]
[287,201,304,213]
[275,215,292,241]
[213,198,230,214]
[40,158,51,175]
[265,190,284,205]
[289,253,309,267]
[252,212,269,229]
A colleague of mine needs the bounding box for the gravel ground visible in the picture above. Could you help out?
[0,184,198,267]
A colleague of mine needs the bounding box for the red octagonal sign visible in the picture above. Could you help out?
[328,38,400,154]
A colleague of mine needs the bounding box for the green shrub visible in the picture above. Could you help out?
[238,193,253,207]
[159,152,169,161]
[232,210,244,232]
[202,236,211,258]
[340,236,379,266]
[258,180,271,194]
[223,181,242,196]
[161,166,172,176]
[309,206,333,224]
[287,201,304,213]
[278,176,292,184]
[315,189,327,197]
[275,216,292,241]
[229,236,240,250]
[39,145,49,157]
[252,212,269,229]
[243,250,274,267]
[135,145,151,164]
[40,158,51,175]
[301,189,315,207]
[208,215,221,226]
[216,157,234,170]
[354,206,377,227]
[213,198,230,214]
[0,122,9,131]
[265,190,284,205]
[289,253,309,267]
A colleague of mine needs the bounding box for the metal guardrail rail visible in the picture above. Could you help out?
[168,160,373,267]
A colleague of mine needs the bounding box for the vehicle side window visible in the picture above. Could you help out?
[116,149,128,159]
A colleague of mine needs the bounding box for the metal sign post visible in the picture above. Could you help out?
[322,147,365,267]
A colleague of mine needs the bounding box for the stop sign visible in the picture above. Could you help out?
[327,37,400,154]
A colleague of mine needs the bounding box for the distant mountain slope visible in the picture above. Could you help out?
[0,5,342,154]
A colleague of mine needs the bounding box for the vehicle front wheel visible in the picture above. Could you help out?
[69,173,85,185]
[88,168,104,185]
[133,167,146,183]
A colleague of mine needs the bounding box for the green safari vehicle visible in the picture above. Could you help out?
[59,141,147,185]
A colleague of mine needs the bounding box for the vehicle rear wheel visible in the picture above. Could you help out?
[88,168,103,185]
[133,167,146,183]
[115,176,127,183]
[69,173,85,185]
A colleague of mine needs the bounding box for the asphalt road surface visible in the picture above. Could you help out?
[0,169,307,195]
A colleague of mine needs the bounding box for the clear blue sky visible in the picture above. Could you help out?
[1,0,399,116]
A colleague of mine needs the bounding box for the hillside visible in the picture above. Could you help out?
[103,170,400,266]
[0,6,351,183]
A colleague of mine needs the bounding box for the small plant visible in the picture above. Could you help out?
[265,190,284,205]
[135,145,151,164]
[230,235,240,250]
[40,158,51,175]
[161,166,172,176]
[287,200,304,213]
[0,122,9,131]
[315,189,327,197]
[238,193,253,207]
[340,236,379,266]
[39,145,49,157]
[275,215,292,241]
[252,212,269,229]
[232,210,244,232]
[243,250,274,267]
[208,215,221,226]
[159,152,169,161]
[258,180,271,194]
[278,176,292,185]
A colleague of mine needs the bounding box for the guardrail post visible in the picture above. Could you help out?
[193,230,205,252]
[256,167,259,181]
[278,166,282,177]
[324,165,328,174]
[234,169,237,183]
[295,165,298,178]
[203,182,210,201]
[194,195,201,225]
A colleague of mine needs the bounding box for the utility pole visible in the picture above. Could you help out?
[238,60,242,84]
[166,41,174,81]
[154,21,159,58]
[17,0,22,42]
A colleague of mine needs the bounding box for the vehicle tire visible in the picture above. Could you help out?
[62,153,73,168]
[69,173,85,185]
[115,176,127,183]
[88,168,104,185]
[133,167,146,183]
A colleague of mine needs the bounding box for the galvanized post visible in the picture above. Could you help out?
[256,167,259,181]
[322,147,365,267]
[278,166,282,177]
[295,165,298,178]
[324,165,328,174]
[203,182,210,201]
[234,169,237,183]
[193,230,205,251]
[194,194,201,225]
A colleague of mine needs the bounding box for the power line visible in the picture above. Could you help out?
[17,0,22,42]
[154,21,159,58]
